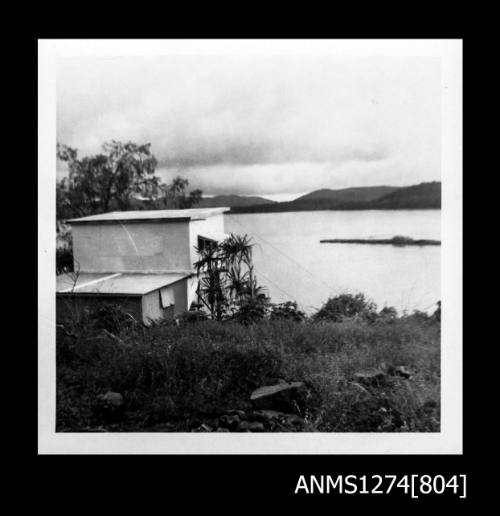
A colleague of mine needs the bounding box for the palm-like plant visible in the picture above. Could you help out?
[219,234,254,303]
[193,233,268,321]
[194,242,227,320]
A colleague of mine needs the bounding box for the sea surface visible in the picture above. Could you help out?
[224,210,441,315]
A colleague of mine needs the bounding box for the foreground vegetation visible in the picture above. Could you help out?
[57,297,440,433]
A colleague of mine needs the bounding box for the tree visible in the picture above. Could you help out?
[270,301,306,322]
[194,240,228,320]
[219,234,254,303]
[193,233,268,321]
[161,176,203,209]
[57,142,204,219]
[57,140,160,218]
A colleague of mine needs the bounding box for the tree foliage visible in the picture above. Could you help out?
[162,176,203,209]
[194,233,269,321]
[56,141,202,220]
[313,293,378,323]
[270,301,306,322]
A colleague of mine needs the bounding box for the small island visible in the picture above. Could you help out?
[320,235,441,246]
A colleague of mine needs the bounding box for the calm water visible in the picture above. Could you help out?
[224,210,441,315]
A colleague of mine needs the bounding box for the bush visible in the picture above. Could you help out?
[378,306,398,322]
[86,303,139,333]
[177,310,209,324]
[313,293,377,322]
[231,296,270,325]
[56,247,74,274]
[433,301,441,323]
[56,222,74,274]
[407,310,431,324]
[270,301,306,322]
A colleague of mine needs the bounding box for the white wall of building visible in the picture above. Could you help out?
[72,214,226,274]
[141,290,165,324]
[141,279,192,324]
[188,214,227,267]
[72,221,192,272]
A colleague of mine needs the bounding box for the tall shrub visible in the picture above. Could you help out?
[313,293,377,322]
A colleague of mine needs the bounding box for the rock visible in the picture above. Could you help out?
[353,369,386,386]
[96,391,124,407]
[226,409,247,419]
[236,421,252,432]
[262,409,284,419]
[247,411,266,423]
[389,365,412,379]
[237,421,265,432]
[218,414,240,431]
[192,423,212,432]
[216,427,230,432]
[250,382,306,411]
[251,410,284,421]
[350,381,372,396]
[188,417,202,430]
[245,410,283,430]
[248,421,265,432]
[283,414,305,428]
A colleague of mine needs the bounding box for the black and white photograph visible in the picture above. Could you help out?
[38,39,462,454]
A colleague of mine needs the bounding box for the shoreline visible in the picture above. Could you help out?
[230,206,441,214]
[320,238,440,246]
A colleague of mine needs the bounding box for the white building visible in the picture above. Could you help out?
[56,208,229,324]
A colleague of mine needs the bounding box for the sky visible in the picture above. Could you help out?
[57,55,441,200]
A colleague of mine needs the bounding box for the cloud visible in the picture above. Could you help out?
[57,55,441,195]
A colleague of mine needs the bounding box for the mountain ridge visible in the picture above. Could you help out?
[295,185,401,204]
[229,182,441,213]
[196,194,276,208]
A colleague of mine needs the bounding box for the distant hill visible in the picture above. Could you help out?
[230,182,441,213]
[197,194,276,208]
[125,194,275,211]
[127,182,440,213]
[295,186,400,204]
[368,182,441,209]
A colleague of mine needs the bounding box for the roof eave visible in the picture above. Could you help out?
[68,217,192,225]
[66,207,231,225]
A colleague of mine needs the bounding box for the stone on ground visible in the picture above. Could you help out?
[389,365,412,379]
[218,414,240,431]
[237,420,265,432]
[250,382,305,411]
[353,369,387,386]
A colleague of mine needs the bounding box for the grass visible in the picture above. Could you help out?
[56,309,440,432]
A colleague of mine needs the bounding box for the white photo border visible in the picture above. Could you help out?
[38,38,462,454]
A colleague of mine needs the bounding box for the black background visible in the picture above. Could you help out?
[27,18,474,507]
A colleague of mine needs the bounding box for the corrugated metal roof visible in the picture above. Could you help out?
[67,208,230,225]
[56,272,194,295]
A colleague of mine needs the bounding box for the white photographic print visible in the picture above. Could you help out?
[38,39,462,454]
